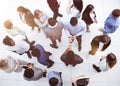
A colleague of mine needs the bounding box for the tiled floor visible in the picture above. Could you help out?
[0,0,120,86]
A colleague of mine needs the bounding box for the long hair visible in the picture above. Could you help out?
[107,53,117,68]
[83,4,94,15]
[73,0,83,13]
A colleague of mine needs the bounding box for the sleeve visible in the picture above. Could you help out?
[64,24,71,37]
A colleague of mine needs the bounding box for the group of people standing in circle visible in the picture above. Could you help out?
[0,0,120,86]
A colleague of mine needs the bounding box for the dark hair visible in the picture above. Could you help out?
[24,68,34,78]
[31,47,40,57]
[48,18,57,26]
[73,0,83,12]
[107,53,117,68]
[70,17,78,26]
[76,78,89,86]
[3,36,14,46]
[49,77,58,86]
[66,50,75,61]
[4,19,13,29]
[102,35,111,43]
[83,4,94,14]
[112,9,120,18]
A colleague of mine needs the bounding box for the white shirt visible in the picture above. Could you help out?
[7,36,30,54]
[64,18,86,37]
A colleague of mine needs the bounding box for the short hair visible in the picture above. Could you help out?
[76,78,89,86]
[24,68,34,78]
[4,19,13,29]
[70,17,78,26]
[112,9,120,18]
[48,18,57,26]
[31,47,40,57]
[107,53,117,68]
[3,36,13,46]
[49,77,58,86]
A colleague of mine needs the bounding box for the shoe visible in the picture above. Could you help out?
[31,41,35,45]
[59,72,62,77]
[47,52,52,56]
[43,69,47,77]
[92,64,101,72]
[47,60,54,68]
[78,46,81,51]
[50,44,58,48]
[58,38,61,42]
[58,14,63,17]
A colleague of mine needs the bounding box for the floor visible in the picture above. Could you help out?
[0,0,120,86]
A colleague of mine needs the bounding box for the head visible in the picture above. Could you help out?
[112,9,120,18]
[76,78,89,86]
[17,6,28,13]
[102,35,111,43]
[31,47,40,57]
[0,58,9,70]
[49,77,59,86]
[84,4,94,14]
[73,0,83,12]
[66,50,75,59]
[3,36,15,46]
[24,68,34,78]
[34,10,42,18]
[48,18,57,26]
[70,17,78,26]
[4,19,13,29]
[106,53,117,68]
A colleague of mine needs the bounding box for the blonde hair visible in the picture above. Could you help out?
[3,19,13,29]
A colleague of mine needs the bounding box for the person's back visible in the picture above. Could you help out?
[99,9,120,34]
[23,63,47,81]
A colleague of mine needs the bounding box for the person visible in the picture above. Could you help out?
[17,6,40,32]
[31,44,54,68]
[47,0,63,19]
[92,53,117,72]
[3,19,26,36]
[64,17,86,51]
[43,18,64,48]
[48,71,63,86]
[61,44,83,66]
[99,9,120,34]
[0,55,31,73]
[71,75,89,86]
[82,4,97,32]
[89,35,111,55]
[3,35,35,58]
[23,63,47,81]
[67,0,83,18]
[34,9,48,30]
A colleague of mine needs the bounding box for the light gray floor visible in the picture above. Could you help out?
[0,0,120,86]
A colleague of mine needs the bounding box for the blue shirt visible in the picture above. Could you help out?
[103,13,120,34]
[35,44,49,66]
